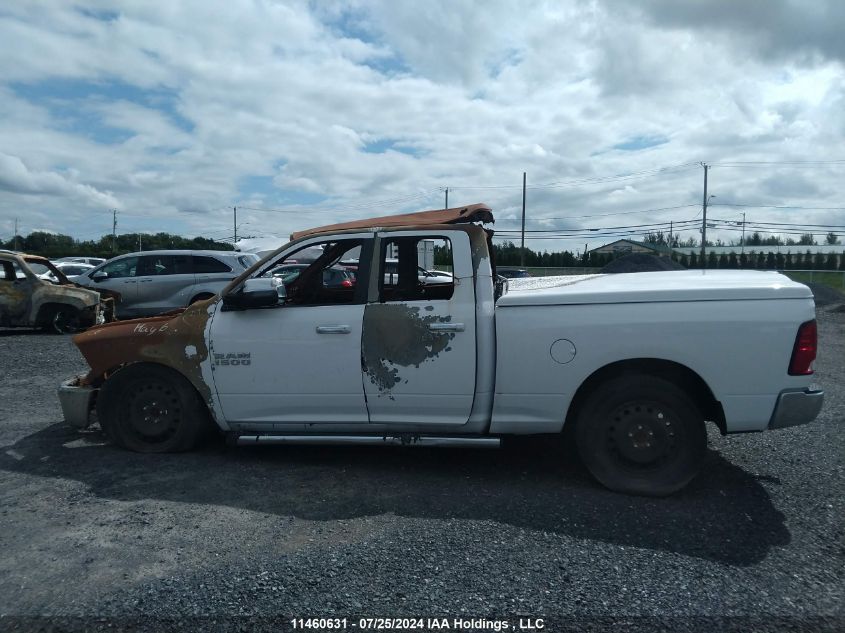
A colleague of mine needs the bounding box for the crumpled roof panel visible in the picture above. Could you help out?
[290,203,494,241]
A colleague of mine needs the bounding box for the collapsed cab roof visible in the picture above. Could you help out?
[290,203,494,241]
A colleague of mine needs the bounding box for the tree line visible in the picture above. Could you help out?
[1,231,234,258]
[641,229,840,248]
[488,242,844,271]
[9,229,843,272]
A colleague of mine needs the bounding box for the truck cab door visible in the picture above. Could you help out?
[207,236,371,429]
[362,231,477,425]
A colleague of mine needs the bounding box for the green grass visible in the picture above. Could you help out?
[782,271,845,290]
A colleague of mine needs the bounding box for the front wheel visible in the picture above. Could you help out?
[575,374,707,496]
[48,306,82,334]
[96,364,211,452]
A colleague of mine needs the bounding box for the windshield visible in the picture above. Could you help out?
[23,257,70,284]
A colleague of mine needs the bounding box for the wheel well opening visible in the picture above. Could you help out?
[35,302,76,326]
[190,293,215,304]
[565,359,727,435]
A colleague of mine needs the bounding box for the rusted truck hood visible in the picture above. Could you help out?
[72,300,215,404]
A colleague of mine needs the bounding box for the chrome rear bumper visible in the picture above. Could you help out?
[768,387,824,430]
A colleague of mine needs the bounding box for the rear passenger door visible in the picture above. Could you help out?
[192,255,235,288]
[362,232,477,425]
[134,254,194,316]
[0,259,30,325]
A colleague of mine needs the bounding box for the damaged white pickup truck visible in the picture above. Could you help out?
[58,204,824,496]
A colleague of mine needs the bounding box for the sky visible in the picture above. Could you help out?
[1,0,844,254]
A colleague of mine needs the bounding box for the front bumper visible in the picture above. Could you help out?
[768,387,824,430]
[58,376,97,428]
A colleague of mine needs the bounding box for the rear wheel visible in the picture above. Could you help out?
[96,364,211,452]
[575,374,707,496]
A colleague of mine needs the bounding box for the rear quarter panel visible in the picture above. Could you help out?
[490,297,816,434]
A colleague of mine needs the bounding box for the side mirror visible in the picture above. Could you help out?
[92,271,108,282]
[222,277,285,311]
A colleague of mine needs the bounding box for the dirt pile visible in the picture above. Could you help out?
[602,253,686,273]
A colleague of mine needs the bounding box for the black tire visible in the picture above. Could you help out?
[45,306,82,334]
[575,374,707,496]
[96,364,211,453]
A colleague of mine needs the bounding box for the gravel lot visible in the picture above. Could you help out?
[0,307,843,632]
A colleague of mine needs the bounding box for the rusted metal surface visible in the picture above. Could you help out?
[289,203,493,241]
[72,299,215,406]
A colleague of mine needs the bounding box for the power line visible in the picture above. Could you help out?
[710,219,845,229]
[711,203,845,210]
[711,160,845,166]
[496,219,701,233]
[448,163,701,191]
[506,203,701,222]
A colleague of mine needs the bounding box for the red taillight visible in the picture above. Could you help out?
[788,320,817,376]
[341,279,353,287]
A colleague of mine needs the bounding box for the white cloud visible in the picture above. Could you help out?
[0,0,842,250]
[0,152,119,209]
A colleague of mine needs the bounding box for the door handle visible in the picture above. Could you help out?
[428,323,465,332]
[316,325,351,334]
[139,279,153,283]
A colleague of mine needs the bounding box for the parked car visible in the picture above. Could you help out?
[271,263,354,288]
[75,250,260,319]
[0,250,113,333]
[383,259,453,285]
[41,262,95,283]
[497,267,532,278]
[341,258,452,286]
[59,203,823,497]
[54,256,108,267]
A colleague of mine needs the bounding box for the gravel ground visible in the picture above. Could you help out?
[0,308,843,632]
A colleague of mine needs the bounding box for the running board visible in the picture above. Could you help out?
[235,434,501,449]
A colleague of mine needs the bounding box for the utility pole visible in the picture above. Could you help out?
[112,209,117,253]
[740,211,746,257]
[520,172,527,267]
[138,233,142,251]
[444,188,449,209]
[233,206,237,245]
[13,217,18,251]
[669,220,673,248]
[700,163,709,268]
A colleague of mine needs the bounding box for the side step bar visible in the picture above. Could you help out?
[235,435,501,449]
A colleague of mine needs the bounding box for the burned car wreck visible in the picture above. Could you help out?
[0,250,116,333]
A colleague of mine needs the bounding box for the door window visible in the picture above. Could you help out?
[380,237,454,302]
[1,261,16,282]
[193,255,232,273]
[138,255,192,276]
[101,256,140,279]
[259,239,366,306]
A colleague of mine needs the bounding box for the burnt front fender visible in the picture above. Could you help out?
[72,301,215,406]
